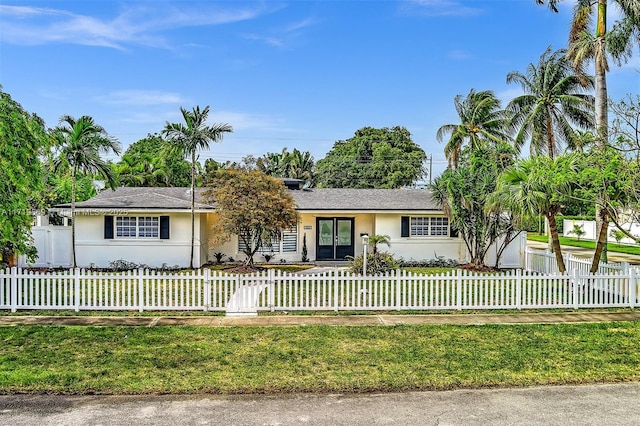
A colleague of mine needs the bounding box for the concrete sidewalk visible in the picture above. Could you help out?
[0,311,639,327]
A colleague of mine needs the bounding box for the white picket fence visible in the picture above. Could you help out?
[525,247,631,275]
[1,266,638,314]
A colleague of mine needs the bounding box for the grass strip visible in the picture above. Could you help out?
[527,234,640,256]
[0,323,639,394]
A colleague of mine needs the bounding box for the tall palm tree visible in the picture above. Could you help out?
[287,148,315,182]
[537,0,640,145]
[436,89,510,169]
[506,46,595,158]
[491,155,576,273]
[162,106,232,269]
[536,0,640,264]
[53,115,121,268]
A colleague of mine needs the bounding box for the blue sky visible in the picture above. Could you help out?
[1,1,639,178]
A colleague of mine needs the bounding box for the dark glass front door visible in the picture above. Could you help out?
[316,218,354,260]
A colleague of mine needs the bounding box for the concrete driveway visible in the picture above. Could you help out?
[1,383,639,425]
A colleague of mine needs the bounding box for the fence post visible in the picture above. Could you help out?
[545,250,551,274]
[456,269,462,310]
[573,269,579,309]
[10,267,18,313]
[203,268,211,312]
[333,270,339,312]
[268,268,275,311]
[74,268,81,312]
[516,268,522,310]
[629,268,636,309]
[138,268,144,312]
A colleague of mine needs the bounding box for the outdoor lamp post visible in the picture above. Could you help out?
[362,234,369,275]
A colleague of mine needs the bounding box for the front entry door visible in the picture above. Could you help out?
[316,218,354,260]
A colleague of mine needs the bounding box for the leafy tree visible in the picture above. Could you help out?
[506,46,595,158]
[53,115,121,267]
[572,146,638,272]
[203,170,297,267]
[0,91,48,266]
[610,94,640,161]
[114,134,191,187]
[492,154,576,273]
[316,126,426,188]
[162,106,232,269]
[430,145,517,268]
[436,89,509,169]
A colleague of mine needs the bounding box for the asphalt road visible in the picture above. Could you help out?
[2,383,640,425]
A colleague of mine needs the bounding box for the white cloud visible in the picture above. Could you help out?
[398,0,484,17]
[447,49,473,60]
[95,90,187,106]
[0,3,281,49]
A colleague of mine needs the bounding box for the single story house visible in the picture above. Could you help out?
[44,182,522,268]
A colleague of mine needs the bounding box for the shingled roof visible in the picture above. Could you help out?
[55,187,439,212]
[55,187,214,210]
[291,188,439,211]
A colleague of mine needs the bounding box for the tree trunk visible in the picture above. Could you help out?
[594,1,609,265]
[590,209,610,273]
[546,109,555,159]
[189,152,196,269]
[71,168,77,268]
[547,213,566,273]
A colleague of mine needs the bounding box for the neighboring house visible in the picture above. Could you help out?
[37,183,522,268]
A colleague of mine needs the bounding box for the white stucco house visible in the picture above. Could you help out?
[35,183,524,269]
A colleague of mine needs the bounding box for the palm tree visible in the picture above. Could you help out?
[506,46,595,158]
[491,155,576,273]
[537,0,640,145]
[367,234,391,254]
[536,0,640,264]
[53,115,121,268]
[162,106,232,269]
[288,148,315,182]
[436,89,510,169]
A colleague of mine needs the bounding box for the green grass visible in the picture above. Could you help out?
[528,233,640,256]
[1,323,639,394]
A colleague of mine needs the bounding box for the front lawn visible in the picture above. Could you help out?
[1,323,639,394]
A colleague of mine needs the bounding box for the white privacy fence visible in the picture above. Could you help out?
[1,266,638,314]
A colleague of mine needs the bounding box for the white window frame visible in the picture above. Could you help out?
[115,216,160,239]
[410,216,449,237]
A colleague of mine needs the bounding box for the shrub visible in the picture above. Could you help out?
[213,252,225,263]
[348,252,399,275]
[262,253,276,263]
[108,259,140,271]
[301,233,309,262]
[398,257,459,268]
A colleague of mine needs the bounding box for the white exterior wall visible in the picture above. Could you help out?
[75,212,204,268]
[374,213,465,262]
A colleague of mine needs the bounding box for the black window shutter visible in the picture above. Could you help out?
[401,216,410,238]
[160,216,170,239]
[104,215,114,239]
[450,226,459,238]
